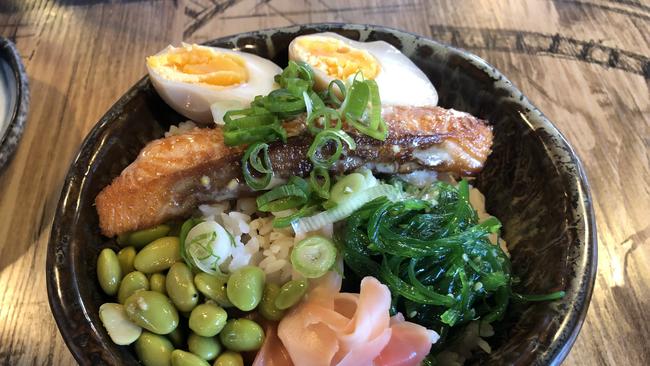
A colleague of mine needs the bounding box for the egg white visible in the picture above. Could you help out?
[289,32,438,107]
[147,44,282,124]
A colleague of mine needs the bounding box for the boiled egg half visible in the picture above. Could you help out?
[147,44,282,124]
[289,32,438,107]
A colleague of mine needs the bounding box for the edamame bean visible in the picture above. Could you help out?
[118,271,150,304]
[194,273,232,307]
[124,291,179,335]
[167,324,186,348]
[171,350,210,366]
[275,279,308,310]
[135,331,174,366]
[226,266,265,311]
[188,333,221,361]
[150,273,167,295]
[189,303,227,337]
[259,283,284,321]
[117,247,137,274]
[213,352,243,366]
[99,303,142,345]
[219,319,264,352]
[124,224,171,249]
[167,262,199,312]
[97,248,122,296]
[134,237,181,274]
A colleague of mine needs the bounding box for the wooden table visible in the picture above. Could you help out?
[0,0,648,364]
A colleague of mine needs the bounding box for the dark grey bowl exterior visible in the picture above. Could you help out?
[0,37,29,172]
[46,23,597,365]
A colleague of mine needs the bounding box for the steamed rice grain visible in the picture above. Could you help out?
[198,199,331,284]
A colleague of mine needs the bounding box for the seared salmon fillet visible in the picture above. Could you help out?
[96,106,492,237]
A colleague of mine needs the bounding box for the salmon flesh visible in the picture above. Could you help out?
[95,106,493,237]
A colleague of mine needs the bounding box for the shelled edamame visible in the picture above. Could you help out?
[97,221,312,365]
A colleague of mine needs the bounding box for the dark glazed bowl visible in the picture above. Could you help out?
[46,24,597,365]
[0,37,29,172]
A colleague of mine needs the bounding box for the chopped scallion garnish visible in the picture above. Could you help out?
[223,107,286,146]
[290,236,337,278]
[324,79,346,108]
[272,204,319,228]
[309,167,331,200]
[344,79,388,141]
[307,129,356,169]
[306,107,342,134]
[256,176,311,212]
[241,142,273,190]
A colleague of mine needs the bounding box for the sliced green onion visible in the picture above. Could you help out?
[295,61,315,86]
[309,167,331,200]
[328,172,369,205]
[223,107,273,126]
[325,80,346,107]
[253,89,306,117]
[306,107,342,135]
[185,221,234,275]
[223,107,287,146]
[242,142,273,190]
[256,177,310,212]
[179,217,204,269]
[309,91,326,111]
[276,61,314,86]
[273,204,319,228]
[340,78,369,121]
[346,79,388,141]
[363,79,381,131]
[274,61,315,98]
[223,124,286,146]
[292,184,400,233]
[307,129,356,169]
[303,90,313,118]
[291,236,337,278]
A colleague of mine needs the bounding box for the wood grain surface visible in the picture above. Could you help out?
[0,0,648,365]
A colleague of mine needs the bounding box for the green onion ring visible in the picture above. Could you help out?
[307,129,356,169]
[340,79,369,121]
[309,167,331,199]
[223,124,286,146]
[306,107,342,135]
[345,79,388,141]
[326,80,346,107]
[303,90,313,118]
[256,181,309,212]
[241,142,273,190]
[272,204,319,228]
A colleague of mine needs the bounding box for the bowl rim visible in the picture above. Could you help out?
[46,22,597,366]
[0,36,30,172]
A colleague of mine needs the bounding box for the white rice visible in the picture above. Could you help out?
[436,321,495,366]
[165,121,197,137]
[198,200,333,284]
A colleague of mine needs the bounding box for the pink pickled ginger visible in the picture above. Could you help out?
[254,276,438,366]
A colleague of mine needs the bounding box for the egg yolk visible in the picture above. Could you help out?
[294,37,380,80]
[147,44,248,87]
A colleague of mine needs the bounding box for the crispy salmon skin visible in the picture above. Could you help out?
[95,106,492,237]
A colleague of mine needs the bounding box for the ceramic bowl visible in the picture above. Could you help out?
[47,23,597,365]
[0,37,29,172]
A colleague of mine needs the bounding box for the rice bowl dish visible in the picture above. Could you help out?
[46,25,595,366]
